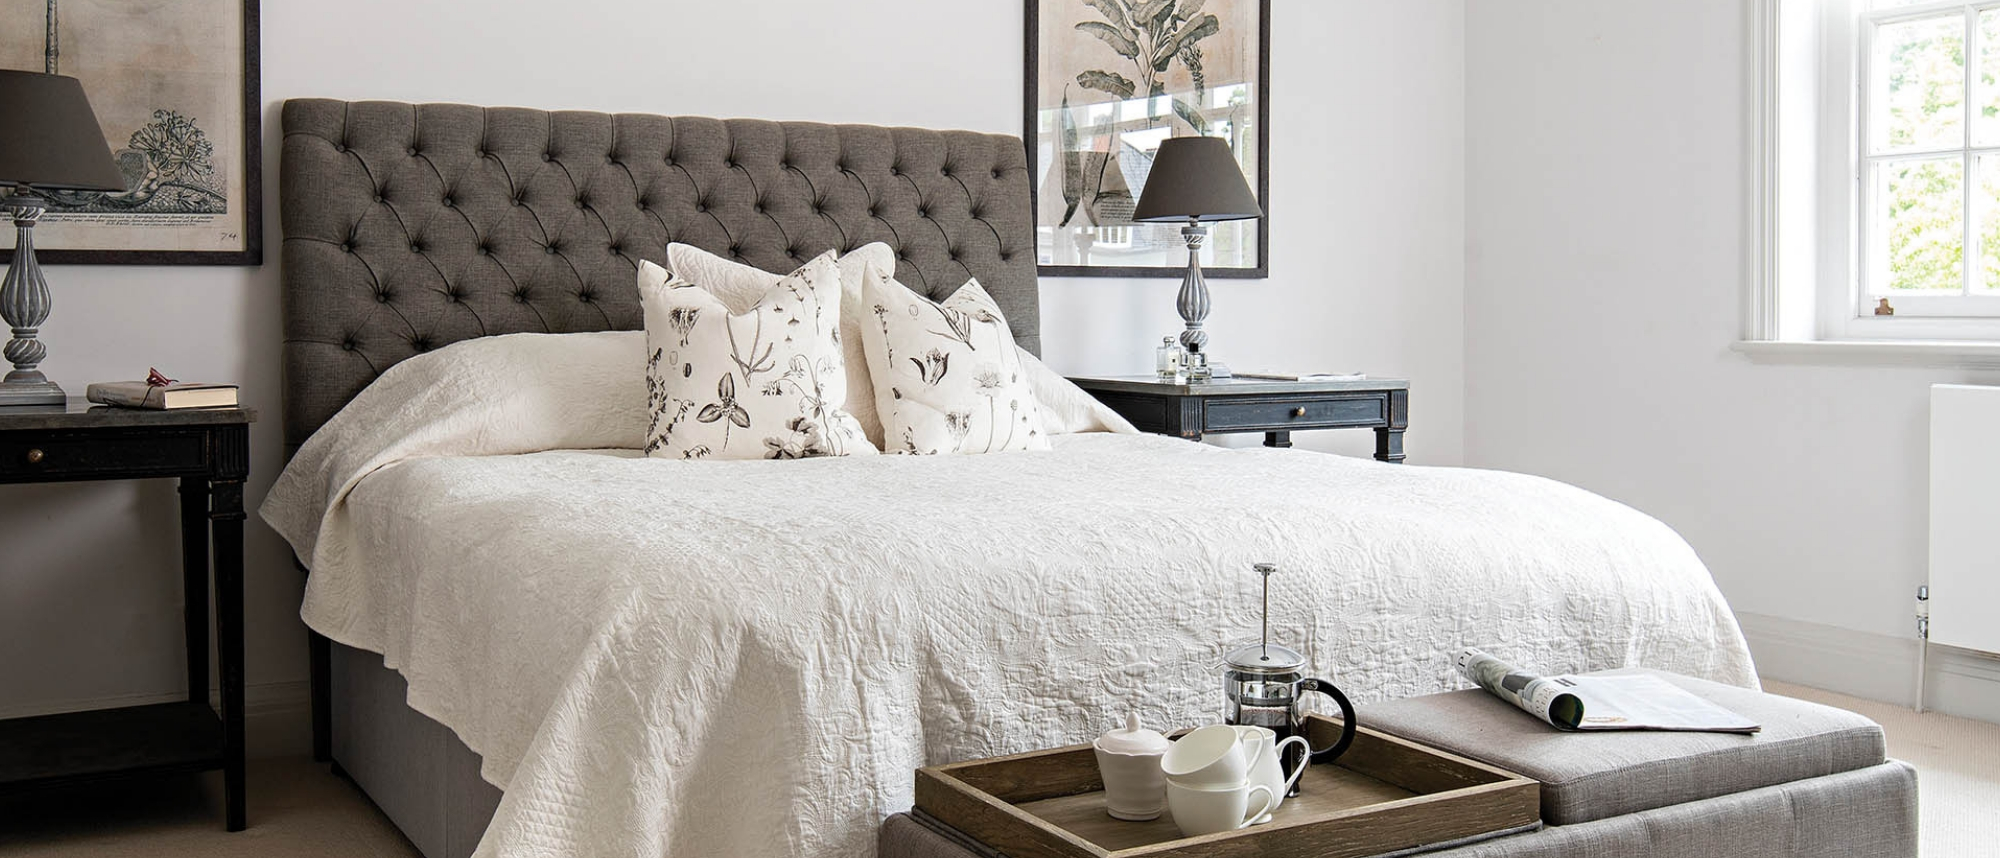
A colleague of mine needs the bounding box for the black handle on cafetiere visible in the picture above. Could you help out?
[1298,677,1357,764]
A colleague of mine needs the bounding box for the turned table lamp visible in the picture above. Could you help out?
[1132,136,1263,380]
[0,70,125,406]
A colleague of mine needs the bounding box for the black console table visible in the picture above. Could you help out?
[0,400,253,831]
[1068,376,1409,462]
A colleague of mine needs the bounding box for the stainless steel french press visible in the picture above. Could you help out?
[1220,564,1357,793]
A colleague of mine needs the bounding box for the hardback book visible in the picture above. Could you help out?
[85,381,239,410]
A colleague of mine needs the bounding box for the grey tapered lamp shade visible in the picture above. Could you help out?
[0,70,125,192]
[1132,136,1261,223]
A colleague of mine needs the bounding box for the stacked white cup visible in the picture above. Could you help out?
[1158,724,1306,837]
[1232,725,1312,819]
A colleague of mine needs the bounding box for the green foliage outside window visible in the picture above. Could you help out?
[1875,12,2000,292]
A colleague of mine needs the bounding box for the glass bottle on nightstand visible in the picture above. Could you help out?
[1156,337,1186,380]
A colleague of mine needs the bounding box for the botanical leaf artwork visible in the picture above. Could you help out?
[643,347,696,456]
[1056,88,1130,230]
[726,313,778,386]
[932,306,981,350]
[763,417,827,460]
[910,349,951,385]
[944,410,975,447]
[34,5,226,216]
[697,373,750,428]
[42,110,225,215]
[1059,86,1083,228]
[668,307,701,347]
[1073,0,1220,129]
[974,370,1013,449]
[1053,0,1236,232]
[1075,70,1135,100]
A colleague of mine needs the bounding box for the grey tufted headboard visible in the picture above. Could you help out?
[279,99,1040,448]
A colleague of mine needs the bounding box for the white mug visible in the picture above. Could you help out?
[1166,780,1276,837]
[1161,724,1267,788]
[1233,725,1311,819]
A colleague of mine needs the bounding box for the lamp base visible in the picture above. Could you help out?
[0,378,65,407]
[2,194,61,409]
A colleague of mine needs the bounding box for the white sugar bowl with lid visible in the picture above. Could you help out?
[1093,713,1171,820]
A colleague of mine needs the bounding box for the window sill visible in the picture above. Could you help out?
[1733,339,2000,369]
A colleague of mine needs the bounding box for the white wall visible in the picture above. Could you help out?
[0,0,1465,753]
[1464,0,2000,712]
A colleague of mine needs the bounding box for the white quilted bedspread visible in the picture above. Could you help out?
[262,333,1755,858]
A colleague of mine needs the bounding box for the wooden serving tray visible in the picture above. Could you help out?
[914,715,1539,858]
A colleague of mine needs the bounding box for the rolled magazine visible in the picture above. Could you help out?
[1455,648,1760,733]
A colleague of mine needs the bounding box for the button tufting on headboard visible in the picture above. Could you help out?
[279,98,1039,450]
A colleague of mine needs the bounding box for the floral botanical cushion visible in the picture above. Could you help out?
[666,242,894,450]
[637,251,874,460]
[858,273,1048,455]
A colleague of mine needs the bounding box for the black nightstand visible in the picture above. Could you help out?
[0,399,254,831]
[1069,376,1409,462]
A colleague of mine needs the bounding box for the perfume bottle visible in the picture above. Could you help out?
[1185,349,1211,381]
[1156,337,1186,380]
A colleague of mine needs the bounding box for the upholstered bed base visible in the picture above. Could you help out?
[331,642,498,858]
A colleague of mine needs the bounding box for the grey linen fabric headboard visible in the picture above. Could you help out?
[279,98,1040,448]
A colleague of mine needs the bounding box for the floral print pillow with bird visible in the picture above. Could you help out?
[637,251,875,461]
[858,272,1049,455]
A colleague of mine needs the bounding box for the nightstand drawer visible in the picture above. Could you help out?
[1205,396,1385,432]
[0,431,208,479]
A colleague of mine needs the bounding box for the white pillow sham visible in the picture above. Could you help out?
[637,252,874,460]
[858,272,1049,455]
[666,242,895,450]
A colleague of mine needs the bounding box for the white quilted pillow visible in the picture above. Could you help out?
[667,242,894,450]
[859,272,1048,455]
[637,252,875,460]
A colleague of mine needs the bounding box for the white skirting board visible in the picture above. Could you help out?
[1737,611,2000,725]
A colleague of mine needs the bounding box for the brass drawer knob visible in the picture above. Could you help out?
[24,448,45,464]
[1292,407,1308,418]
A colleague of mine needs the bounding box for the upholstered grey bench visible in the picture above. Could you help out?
[879,669,1917,858]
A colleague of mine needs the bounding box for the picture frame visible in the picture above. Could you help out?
[1,0,263,266]
[1026,0,1269,279]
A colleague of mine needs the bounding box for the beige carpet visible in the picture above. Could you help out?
[1762,680,2000,858]
[0,757,419,858]
[1,684,1994,857]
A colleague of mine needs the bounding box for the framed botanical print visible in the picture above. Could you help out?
[1027,0,1269,278]
[0,0,262,266]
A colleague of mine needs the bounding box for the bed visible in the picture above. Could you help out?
[268,99,1756,858]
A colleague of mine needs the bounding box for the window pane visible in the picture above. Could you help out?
[1980,10,2000,146]
[1872,16,1967,154]
[1870,0,1942,8]
[1872,157,1966,293]
[1979,156,2000,291]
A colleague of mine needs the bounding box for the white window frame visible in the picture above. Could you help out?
[1745,0,2000,352]
[1855,1,2000,318]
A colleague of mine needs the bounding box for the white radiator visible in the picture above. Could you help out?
[1929,385,2000,664]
